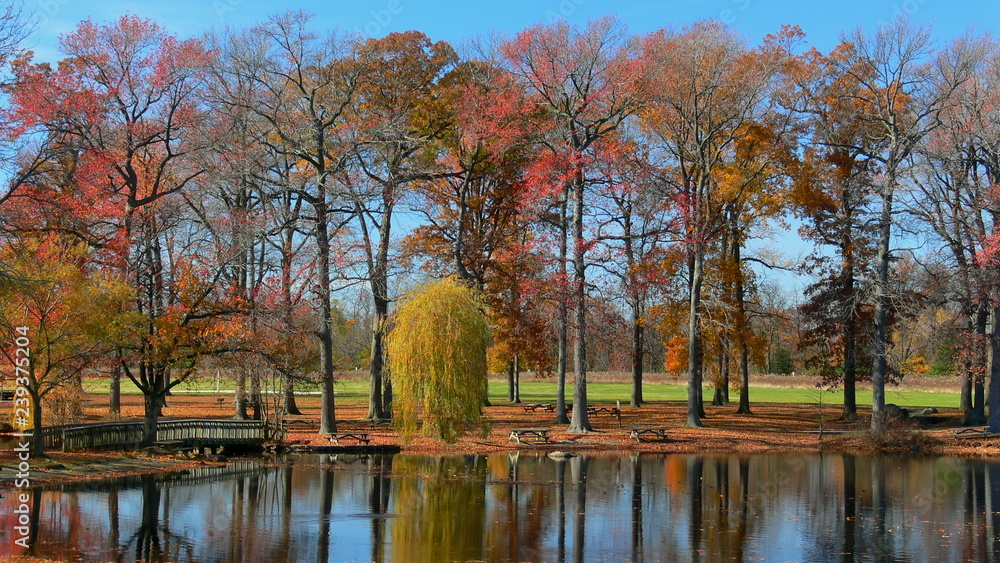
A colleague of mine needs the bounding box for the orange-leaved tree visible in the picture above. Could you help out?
[640,21,790,427]
[0,236,134,455]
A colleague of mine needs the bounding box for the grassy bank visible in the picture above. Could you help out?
[491,381,961,411]
[77,374,964,411]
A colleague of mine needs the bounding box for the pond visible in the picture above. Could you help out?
[1,452,998,562]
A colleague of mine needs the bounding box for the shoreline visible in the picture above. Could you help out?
[2,423,996,490]
[3,395,997,489]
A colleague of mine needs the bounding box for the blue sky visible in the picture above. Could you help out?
[19,0,998,295]
[25,0,999,63]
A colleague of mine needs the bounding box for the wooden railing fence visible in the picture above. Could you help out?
[39,419,268,452]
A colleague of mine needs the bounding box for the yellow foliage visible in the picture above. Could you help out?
[390,456,488,561]
[903,355,931,377]
[388,277,491,443]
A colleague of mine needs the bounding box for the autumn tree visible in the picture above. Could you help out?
[910,34,1000,428]
[204,27,328,418]
[789,43,882,421]
[403,56,552,403]
[588,134,673,407]
[825,19,979,430]
[387,277,490,443]
[716,115,799,415]
[348,30,458,421]
[502,17,643,432]
[218,12,366,433]
[0,237,132,455]
[0,2,34,198]
[641,21,787,427]
[910,114,989,419]
[8,15,221,444]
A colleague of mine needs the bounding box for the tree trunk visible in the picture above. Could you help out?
[870,187,893,432]
[233,368,249,420]
[712,343,727,406]
[567,174,592,433]
[841,305,859,421]
[368,301,388,420]
[733,233,751,415]
[250,371,262,421]
[315,196,338,434]
[282,374,301,415]
[712,386,725,406]
[736,338,752,415]
[367,199,394,422]
[142,392,161,447]
[959,313,976,414]
[966,306,989,425]
[686,249,705,428]
[279,236,301,417]
[631,320,644,408]
[109,353,122,416]
[989,306,1000,433]
[961,374,974,411]
[507,359,516,402]
[840,235,859,421]
[383,374,392,418]
[555,194,570,424]
[30,387,43,457]
[513,355,521,404]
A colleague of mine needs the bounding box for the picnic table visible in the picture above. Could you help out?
[523,403,555,412]
[628,427,670,443]
[588,406,621,416]
[328,432,371,445]
[509,428,552,444]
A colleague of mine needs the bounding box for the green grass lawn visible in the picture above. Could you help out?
[490,382,960,410]
[85,377,963,410]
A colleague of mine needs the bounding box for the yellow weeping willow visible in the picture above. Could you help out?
[388,277,491,443]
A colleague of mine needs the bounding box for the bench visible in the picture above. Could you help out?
[0,391,14,401]
[524,403,555,412]
[509,428,552,444]
[628,427,669,443]
[368,418,391,429]
[954,426,992,438]
[328,432,370,445]
[283,417,319,430]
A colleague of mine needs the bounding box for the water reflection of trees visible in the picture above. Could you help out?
[484,453,554,562]
[390,455,488,561]
[8,453,1000,561]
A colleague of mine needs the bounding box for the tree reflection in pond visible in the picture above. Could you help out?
[2,453,1000,562]
[391,455,488,561]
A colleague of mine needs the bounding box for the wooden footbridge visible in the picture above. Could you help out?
[39,419,269,452]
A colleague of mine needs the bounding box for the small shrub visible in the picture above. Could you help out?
[43,386,85,426]
[859,418,933,453]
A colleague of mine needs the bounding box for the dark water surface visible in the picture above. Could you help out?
[2,452,998,562]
